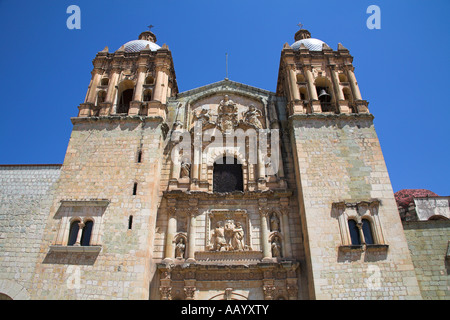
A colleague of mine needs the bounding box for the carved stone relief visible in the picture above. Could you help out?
[206,209,251,252]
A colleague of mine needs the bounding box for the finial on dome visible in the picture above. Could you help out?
[139,25,157,43]
[294,22,311,41]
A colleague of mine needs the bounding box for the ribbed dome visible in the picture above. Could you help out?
[121,39,160,53]
[290,38,328,51]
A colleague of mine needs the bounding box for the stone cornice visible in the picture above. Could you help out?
[163,189,293,201]
[176,79,275,101]
[71,115,165,125]
[288,112,374,123]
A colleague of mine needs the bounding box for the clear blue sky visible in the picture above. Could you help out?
[0,0,448,195]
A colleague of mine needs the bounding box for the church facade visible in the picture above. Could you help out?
[0,28,447,300]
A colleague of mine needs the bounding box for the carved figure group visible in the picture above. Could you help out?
[210,220,245,252]
[243,105,263,128]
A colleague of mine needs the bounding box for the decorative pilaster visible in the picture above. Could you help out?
[263,280,276,300]
[279,198,292,258]
[159,263,172,300]
[286,281,299,300]
[187,200,198,262]
[259,199,271,260]
[257,139,266,190]
[184,279,196,300]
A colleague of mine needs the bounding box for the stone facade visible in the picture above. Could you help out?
[0,27,447,300]
[0,165,61,299]
[403,221,450,300]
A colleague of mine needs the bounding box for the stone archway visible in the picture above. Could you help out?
[0,280,31,300]
[208,288,248,300]
[0,293,12,300]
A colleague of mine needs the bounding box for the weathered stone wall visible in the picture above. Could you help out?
[403,220,450,299]
[0,165,61,299]
[29,117,165,299]
[414,197,450,221]
[290,114,422,299]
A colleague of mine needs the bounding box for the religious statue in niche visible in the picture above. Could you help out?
[180,162,190,179]
[271,236,282,258]
[270,213,280,232]
[243,105,263,129]
[175,237,186,259]
[209,220,247,252]
[217,95,238,132]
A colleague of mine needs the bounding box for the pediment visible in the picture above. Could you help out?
[177,79,273,105]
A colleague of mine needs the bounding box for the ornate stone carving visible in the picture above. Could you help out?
[209,220,245,251]
[286,283,298,299]
[206,209,251,252]
[194,106,211,123]
[180,162,190,178]
[184,286,196,300]
[243,105,263,128]
[217,95,238,132]
[159,286,172,300]
[263,285,276,300]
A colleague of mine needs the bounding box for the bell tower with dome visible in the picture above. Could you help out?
[275,27,422,299]
[30,29,179,300]
[78,28,177,119]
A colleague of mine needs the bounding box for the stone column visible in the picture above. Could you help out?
[74,222,85,246]
[304,65,318,100]
[104,68,120,114]
[86,69,102,104]
[191,123,202,189]
[330,65,344,101]
[171,145,181,180]
[271,123,286,183]
[153,64,170,104]
[304,65,321,113]
[289,67,301,101]
[133,66,147,102]
[187,203,197,262]
[164,205,177,261]
[259,200,271,260]
[347,66,362,100]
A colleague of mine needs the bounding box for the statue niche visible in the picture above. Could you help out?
[175,237,186,259]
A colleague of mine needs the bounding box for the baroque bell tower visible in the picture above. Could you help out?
[79,28,177,118]
[276,27,421,299]
[32,29,178,300]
